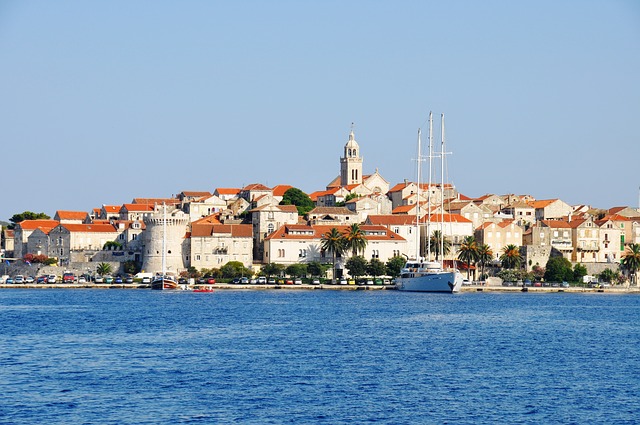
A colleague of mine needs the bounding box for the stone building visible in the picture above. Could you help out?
[141,205,189,275]
[190,220,253,269]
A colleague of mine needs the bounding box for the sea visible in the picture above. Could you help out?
[1,289,638,425]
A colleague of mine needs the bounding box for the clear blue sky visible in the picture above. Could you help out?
[1,0,639,222]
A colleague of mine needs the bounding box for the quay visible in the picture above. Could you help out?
[1,283,639,294]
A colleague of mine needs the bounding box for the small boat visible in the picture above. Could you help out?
[151,274,179,290]
[193,287,214,293]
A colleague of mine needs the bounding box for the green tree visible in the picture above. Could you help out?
[500,244,523,269]
[343,223,368,257]
[532,264,545,282]
[96,263,112,276]
[280,188,315,216]
[345,255,367,280]
[103,241,123,250]
[261,263,285,278]
[457,236,479,280]
[573,263,588,283]
[307,261,330,278]
[285,263,308,278]
[8,211,51,229]
[544,256,573,282]
[321,228,346,283]
[367,258,386,277]
[477,244,494,280]
[599,268,620,284]
[123,261,140,275]
[429,230,451,261]
[220,261,252,279]
[386,255,406,277]
[621,243,640,285]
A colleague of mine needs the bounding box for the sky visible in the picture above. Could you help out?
[1,0,639,223]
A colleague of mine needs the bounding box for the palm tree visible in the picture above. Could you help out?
[321,228,346,284]
[500,244,522,269]
[621,243,640,285]
[96,262,112,276]
[343,223,368,257]
[429,230,451,261]
[457,236,479,281]
[477,244,494,281]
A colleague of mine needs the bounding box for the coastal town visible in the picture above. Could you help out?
[2,129,640,288]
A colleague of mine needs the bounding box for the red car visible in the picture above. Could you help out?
[63,273,76,283]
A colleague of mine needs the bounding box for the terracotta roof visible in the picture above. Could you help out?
[272,185,294,197]
[608,206,627,214]
[55,211,87,220]
[367,215,417,226]
[102,205,121,213]
[527,199,558,209]
[60,223,118,233]
[191,223,252,238]
[181,191,212,197]
[308,190,329,201]
[419,213,472,224]
[458,193,473,201]
[278,205,298,213]
[391,205,416,214]
[600,214,631,222]
[192,214,223,225]
[214,188,241,195]
[16,219,59,231]
[121,203,155,212]
[540,219,573,228]
[131,198,179,205]
[242,183,271,191]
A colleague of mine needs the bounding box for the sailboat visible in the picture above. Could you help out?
[151,203,179,290]
[396,112,464,293]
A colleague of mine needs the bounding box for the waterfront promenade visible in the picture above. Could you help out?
[1,282,639,294]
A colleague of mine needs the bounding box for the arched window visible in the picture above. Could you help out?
[268,223,274,234]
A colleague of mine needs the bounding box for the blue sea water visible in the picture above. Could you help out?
[0,289,639,425]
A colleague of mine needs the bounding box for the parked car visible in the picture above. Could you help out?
[25,276,35,283]
[94,276,104,283]
[63,273,76,283]
[125,275,134,283]
[561,281,570,288]
[141,276,151,284]
[104,276,114,284]
[207,277,216,284]
[240,277,249,284]
[533,282,542,287]
[257,276,267,284]
[36,275,48,284]
[311,279,320,285]
[462,279,471,286]
[6,278,14,284]
[78,276,87,283]
[339,278,347,285]
[47,275,57,283]
[267,278,276,284]
[232,278,241,284]
[14,275,25,284]
[114,276,123,283]
[294,279,302,285]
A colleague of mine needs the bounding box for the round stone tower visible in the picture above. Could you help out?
[141,205,189,275]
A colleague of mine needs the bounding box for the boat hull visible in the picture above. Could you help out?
[151,278,179,290]
[396,271,464,293]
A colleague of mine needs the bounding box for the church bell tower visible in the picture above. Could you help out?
[340,128,363,186]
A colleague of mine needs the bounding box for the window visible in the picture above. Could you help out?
[371,250,379,259]
[299,249,307,258]
[267,223,274,234]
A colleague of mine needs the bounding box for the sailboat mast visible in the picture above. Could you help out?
[416,128,422,260]
[162,203,167,281]
[427,111,433,260]
[440,113,445,261]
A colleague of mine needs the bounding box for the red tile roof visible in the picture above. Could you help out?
[191,223,252,238]
[265,224,404,242]
[367,215,417,226]
[214,188,241,195]
[60,223,118,233]
[121,203,155,212]
[55,211,87,220]
[17,220,59,231]
[272,185,294,197]
[419,213,472,224]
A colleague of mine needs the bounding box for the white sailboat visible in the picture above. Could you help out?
[396,112,464,293]
[151,203,178,290]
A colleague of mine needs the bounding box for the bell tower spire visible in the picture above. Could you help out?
[340,123,363,186]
